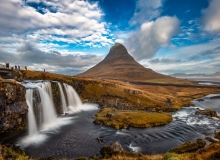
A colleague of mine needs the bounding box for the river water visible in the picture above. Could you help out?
[14,94,220,159]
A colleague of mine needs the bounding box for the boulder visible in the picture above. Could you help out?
[109,142,123,154]
[100,142,123,158]
[195,109,218,118]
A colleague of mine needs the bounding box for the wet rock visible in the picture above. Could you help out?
[210,96,220,99]
[0,81,28,141]
[100,142,123,158]
[51,82,62,114]
[205,136,218,143]
[195,109,218,118]
[96,137,104,143]
[196,138,206,148]
[109,142,123,154]
[214,130,220,139]
[196,99,204,102]
[169,138,206,154]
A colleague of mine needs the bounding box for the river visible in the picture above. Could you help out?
[12,94,220,159]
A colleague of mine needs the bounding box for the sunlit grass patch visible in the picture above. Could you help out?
[94,108,173,129]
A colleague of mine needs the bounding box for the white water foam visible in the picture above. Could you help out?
[26,89,38,136]
[129,143,141,152]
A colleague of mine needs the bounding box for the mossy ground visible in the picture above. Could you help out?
[94,108,173,129]
[0,144,31,160]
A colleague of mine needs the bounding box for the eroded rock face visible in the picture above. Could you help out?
[0,81,28,142]
[195,109,218,118]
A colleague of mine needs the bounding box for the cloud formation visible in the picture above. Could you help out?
[126,16,180,60]
[129,0,163,25]
[0,42,103,75]
[148,58,183,64]
[142,42,220,74]
[201,0,220,33]
[0,0,113,49]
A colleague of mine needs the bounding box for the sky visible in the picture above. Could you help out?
[0,0,220,75]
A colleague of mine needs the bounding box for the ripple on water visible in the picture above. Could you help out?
[13,95,220,158]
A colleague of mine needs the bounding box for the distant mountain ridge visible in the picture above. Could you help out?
[78,43,176,81]
[172,72,220,78]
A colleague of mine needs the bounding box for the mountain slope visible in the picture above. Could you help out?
[78,43,175,82]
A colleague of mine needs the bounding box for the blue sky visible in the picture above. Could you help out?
[0,0,220,75]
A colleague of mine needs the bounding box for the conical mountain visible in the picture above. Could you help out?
[78,43,171,81]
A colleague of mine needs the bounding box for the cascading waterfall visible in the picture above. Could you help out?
[38,82,55,108]
[63,83,83,111]
[25,89,38,136]
[23,81,57,132]
[57,82,68,114]
[36,86,57,128]
[19,80,97,147]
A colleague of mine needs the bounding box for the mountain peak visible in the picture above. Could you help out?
[110,43,126,51]
[104,43,134,64]
[78,43,170,81]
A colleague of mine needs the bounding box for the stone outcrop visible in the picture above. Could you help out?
[0,81,28,142]
[195,109,219,118]
[169,138,206,154]
[51,82,63,114]
[109,142,123,154]
[100,142,123,158]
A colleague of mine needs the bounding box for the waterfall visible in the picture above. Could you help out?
[23,81,90,130]
[18,80,98,147]
[39,82,55,108]
[57,82,68,114]
[63,83,82,111]
[23,81,57,130]
[25,89,38,136]
[37,86,57,127]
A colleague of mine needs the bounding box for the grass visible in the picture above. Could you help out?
[22,70,220,112]
[94,108,173,129]
[0,144,31,160]
[145,78,194,85]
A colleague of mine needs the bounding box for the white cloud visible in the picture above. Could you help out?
[141,42,220,74]
[201,0,220,33]
[125,16,180,60]
[0,0,113,48]
[129,0,163,25]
